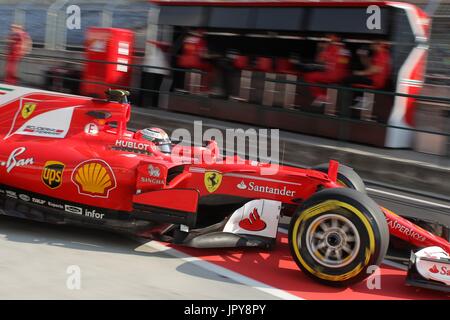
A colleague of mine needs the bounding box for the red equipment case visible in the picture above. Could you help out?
[81,27,134,98]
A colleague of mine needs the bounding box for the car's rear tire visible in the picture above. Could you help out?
[288,188,389,287]
[313,163,366,193]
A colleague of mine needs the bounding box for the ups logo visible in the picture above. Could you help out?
[42,161,65,189]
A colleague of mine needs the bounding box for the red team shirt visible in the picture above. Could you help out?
[370,48,391,88]
[183,35,207,58]
[318,43,350,82]
[8,30,25,57]
[179,34,211,71]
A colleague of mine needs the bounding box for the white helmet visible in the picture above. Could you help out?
[138,127,171,153]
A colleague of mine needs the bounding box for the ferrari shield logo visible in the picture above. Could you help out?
[204,171,222,193]
[21,102,36,119]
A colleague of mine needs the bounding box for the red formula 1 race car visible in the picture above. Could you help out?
[0,84,449,291]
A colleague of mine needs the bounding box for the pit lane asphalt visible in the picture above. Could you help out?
[0,214,282,299]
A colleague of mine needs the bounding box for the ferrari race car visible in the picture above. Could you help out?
[0,84,449,291]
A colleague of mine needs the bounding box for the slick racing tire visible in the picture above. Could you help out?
[288,188,389,287]
[313,163,366,193]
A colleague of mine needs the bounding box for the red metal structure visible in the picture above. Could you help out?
[81,27,135,98]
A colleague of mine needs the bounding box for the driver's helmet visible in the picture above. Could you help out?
[137,127,171,154]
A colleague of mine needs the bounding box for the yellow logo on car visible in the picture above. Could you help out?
[42,161,65,189]
[21,102,36,119]
[72,160,116,198]
[204,171,222,193]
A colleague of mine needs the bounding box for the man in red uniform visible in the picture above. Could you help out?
[5,24,31,85]
[178,29,213,93]
[303,34,350,106]
[181,29,208,63]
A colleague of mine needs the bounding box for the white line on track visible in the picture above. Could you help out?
[142,240,303,300]
[367,187,450,210]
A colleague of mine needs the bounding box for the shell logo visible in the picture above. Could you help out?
[71,159,116,198]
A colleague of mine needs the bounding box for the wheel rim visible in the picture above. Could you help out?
[304,213,360,268]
